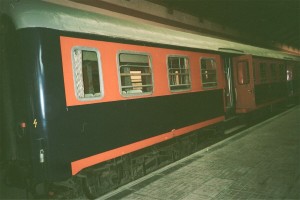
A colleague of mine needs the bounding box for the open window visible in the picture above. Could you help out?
[167,56,191,91]
[72,48,103,100]
[118,52,153,96]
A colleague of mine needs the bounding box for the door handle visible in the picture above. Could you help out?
[247,89,253,93]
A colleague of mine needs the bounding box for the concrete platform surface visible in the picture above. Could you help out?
[99,106,300,200]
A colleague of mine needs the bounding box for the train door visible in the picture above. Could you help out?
[223,56,235,116]
[233,55,256,113]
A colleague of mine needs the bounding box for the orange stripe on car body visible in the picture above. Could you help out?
[71,116,224,175]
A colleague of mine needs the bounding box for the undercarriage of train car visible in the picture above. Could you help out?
[46,122,226,199]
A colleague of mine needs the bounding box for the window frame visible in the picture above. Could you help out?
[71,46,104,101]
[200,57,218,88]
[117,51,154,97]
[279,64,286,81]
[167,55,191,92]
[237,60,250,85]
[270,63,277,81]
[259,62,267,83]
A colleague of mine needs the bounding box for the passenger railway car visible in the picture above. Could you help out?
[0,0,299,198]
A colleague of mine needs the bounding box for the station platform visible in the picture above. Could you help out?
[99,105,300,200]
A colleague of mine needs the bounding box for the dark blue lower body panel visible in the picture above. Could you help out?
[47,89,224,181]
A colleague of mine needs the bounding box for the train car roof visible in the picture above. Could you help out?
[1,0,300,62]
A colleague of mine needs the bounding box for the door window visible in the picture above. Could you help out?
[237,61,249,85]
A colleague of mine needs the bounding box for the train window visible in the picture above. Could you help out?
[287,68,293,81]
[279,64,286,81]
[72,48,102,100]
[118,52,153,96]
[167,56,191,91]
[237,61,249,85]
[200,58,217,88]
[253,62,257,83]
[260,63,267,82]
[270,63,277,81]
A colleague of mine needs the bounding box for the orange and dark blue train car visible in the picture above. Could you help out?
[0,0,299,198]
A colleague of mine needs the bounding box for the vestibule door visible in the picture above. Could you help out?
[233,55,256,113]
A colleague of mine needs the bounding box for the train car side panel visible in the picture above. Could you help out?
[12,30,226,181]
[253,57,288,107]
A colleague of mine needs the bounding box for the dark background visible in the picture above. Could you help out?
[148,0,300,50]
